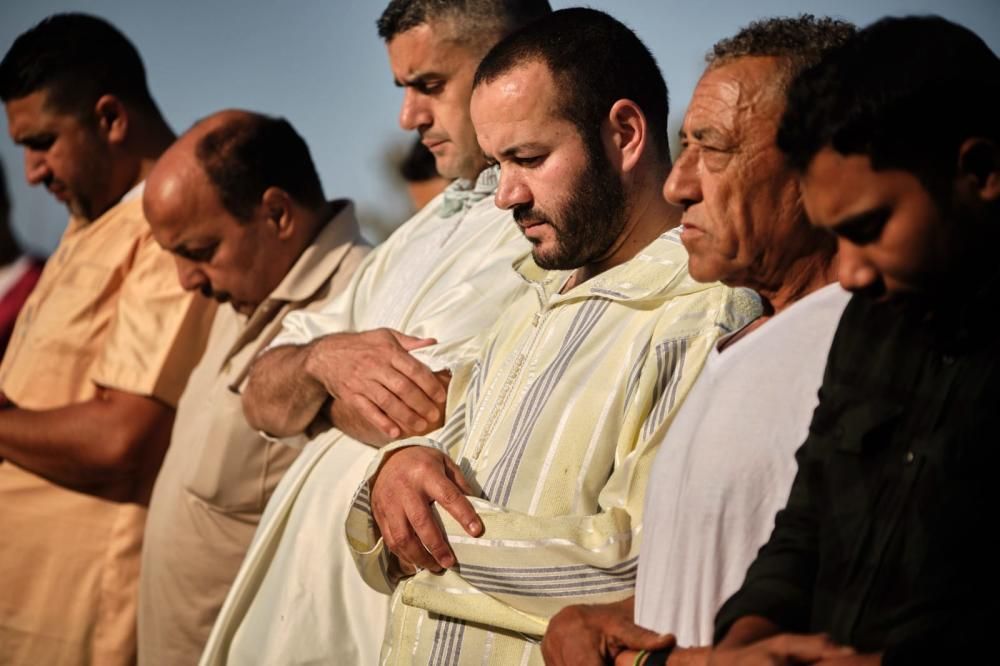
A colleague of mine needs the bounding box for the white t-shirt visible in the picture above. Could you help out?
[634,283,851,645]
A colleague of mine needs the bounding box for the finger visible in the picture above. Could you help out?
[405,500,456,570]
[442,455,477,496]
[352,394,402,439]
[366,380,431,434]
[390,352,449,405]
[387,329,438,352]
[768,633,845,661]
[613,625,676,652]
[377,364,442,423]
[379,501,443,572]
[429,470,483,537]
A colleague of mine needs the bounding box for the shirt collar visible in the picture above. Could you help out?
[514,226,706,304]
[265,199,364,304]
[437,165,499,218]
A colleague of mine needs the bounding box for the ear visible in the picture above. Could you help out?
[957,137,1000,202]
[260,187,295,240]
[604,99,648,174]
[93,95,128,145]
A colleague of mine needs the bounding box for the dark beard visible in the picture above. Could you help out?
[512,138,627,271]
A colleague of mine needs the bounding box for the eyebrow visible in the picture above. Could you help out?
[497,143,547,160]
[825,206,891,239]
[679,126,725,142]
[393,71,444,88]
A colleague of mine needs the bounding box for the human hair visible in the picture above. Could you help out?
[778,15,1000,192]
[709,15,856,93]
[194,112,326,223]
[377,0,552,49]
[473,7,671,161]
[399,139,442,183]
[0,13,159,118]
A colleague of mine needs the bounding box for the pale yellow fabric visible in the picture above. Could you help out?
[202,167,532,666]
[0,191,216,666]
[346,228,761,665]
[138,203,370,666]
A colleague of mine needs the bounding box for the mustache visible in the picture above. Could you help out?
[512,204,553,227]
[200,284,232,304]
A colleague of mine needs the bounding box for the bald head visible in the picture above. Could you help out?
[144,109,330,316]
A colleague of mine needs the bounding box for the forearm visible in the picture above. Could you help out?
[714,616,782,649]
[0,390,172,492]
[242,342,329,437]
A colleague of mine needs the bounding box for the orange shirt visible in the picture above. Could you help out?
[0,188,215,666]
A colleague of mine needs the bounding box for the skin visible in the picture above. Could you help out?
[0,89,177,503]
[546,56,841,664]
[369,59,679,574]
[664,57,835,314]
[711,616,874,666]
[144,110,326,317]
[802,142,1000,300]
[388,20,487,181]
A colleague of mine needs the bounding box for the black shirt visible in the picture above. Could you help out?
[714,285,999,664]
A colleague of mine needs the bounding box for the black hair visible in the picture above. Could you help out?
[474,7,671,160]
[778,15,1000,192]
[195,113,326,223]
[377,0,552,47]
[0,13,158,118]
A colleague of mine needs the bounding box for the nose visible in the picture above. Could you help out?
[398,88,432,131]
[494,168,531,211]
[836,239,880,292]
[662,148,701,208]
[174,258,209,293]
[24,149,50,186]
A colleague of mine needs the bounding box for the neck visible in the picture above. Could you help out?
[754,252,838,316]
[575,169,680,285]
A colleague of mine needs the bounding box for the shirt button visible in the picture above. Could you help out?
[904,451,915,464]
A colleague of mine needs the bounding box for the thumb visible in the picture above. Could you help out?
[616,626,676,652]
[388,329,437,351]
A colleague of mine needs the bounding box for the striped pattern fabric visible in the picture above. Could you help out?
[347,227,761,664]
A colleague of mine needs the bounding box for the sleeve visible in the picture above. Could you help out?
[91,231,216,407]
[347,318,725,637]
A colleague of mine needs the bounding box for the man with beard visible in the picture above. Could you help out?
[540,16,855,666]
[200,2,550,664]
[347,9,758,663]
[712,16,1000,665]
[0,14,214,665]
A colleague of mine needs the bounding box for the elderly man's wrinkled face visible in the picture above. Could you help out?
[663,57,810,289]
[388,21,486,181]
[471,60,627,271]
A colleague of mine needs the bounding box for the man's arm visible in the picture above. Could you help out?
[242,328,448,441]
[0,386,173,498]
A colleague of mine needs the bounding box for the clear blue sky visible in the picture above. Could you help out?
[2,0,998,254]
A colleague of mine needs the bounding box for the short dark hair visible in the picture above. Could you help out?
[709,15,857,93]
[778,15,1000,192]
[474,7,671,160]
[377,0,552,47]
[194,113,327,223]
[0,13,158,117]
[399,139,443,183]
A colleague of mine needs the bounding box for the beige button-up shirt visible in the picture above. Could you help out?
[0,188,216,666]
[138,202,370,666]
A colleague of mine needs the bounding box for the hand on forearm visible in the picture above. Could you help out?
[304,328,447,440]
[710,617,854,666]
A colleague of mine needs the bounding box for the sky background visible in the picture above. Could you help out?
[1,0,998,255]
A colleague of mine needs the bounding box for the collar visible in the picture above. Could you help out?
[265,199,364,304]
[437,165,499,218]
[513,226,709,305]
